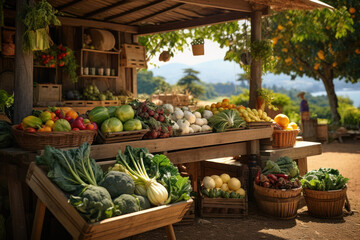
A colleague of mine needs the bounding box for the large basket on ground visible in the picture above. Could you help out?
[303,187,347,218]
[272,129,299,148]
[11,125,96,151]
[254,183,302,219]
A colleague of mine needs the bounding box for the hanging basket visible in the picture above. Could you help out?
[192,44,204,56]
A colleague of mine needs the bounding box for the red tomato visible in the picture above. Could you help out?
[61,47,66,52]
[72,128,80,131]
[41,54,46,59]
[86,124,94,130]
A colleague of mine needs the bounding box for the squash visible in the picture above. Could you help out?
[235,188,246,197]
[228,177,241,191]
[101,117,123,134]
[220,183,229,192]
[213,177,223,188]
[203,176,215,189]
[88,106,110,125]
[220,173,230,183]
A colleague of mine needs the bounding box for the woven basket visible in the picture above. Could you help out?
[303,187,347,218]
[254,183,302,219]
[11,125,96,151]
[272,129,299,148]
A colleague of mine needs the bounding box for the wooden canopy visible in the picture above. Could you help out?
[43,0,332,35]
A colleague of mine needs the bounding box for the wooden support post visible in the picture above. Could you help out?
[249,11,262,109]
[7,164,27,240]
[14,0,34,124]
[296,157,308,176]
[31,199,47,240]
[164,225,176,240]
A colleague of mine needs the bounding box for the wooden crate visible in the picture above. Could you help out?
[26,162,193,240]
[34,84,62,105]
[174,200,195,226]
[120,44,147,68]
[199,196,248,218]
[100,100,120,106]
[84,101,103,108]
[63,101,87,107]
[96,129,149,144]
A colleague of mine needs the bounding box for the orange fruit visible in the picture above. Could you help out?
[218,107,224,112]
[205,105,211,110]
[216,102,222,108]
[288,122,298,130]
[66,110,78,120]
[349,7,356,14]
[274,114,290,129]
[221,102,229,108]
[222,98,230,103]
[211,103,216,108]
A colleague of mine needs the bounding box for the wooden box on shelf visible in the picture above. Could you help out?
[63,101,86,107]
[34,83,62,105]
[199,196,248,218]
[120,44,147,68]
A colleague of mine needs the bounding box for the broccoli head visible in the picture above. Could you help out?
[113,194,140,214]
[100,171,135,198]
[134,195,151,210]
[69,185,118,222]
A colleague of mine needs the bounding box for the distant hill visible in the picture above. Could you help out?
[149,59,360,92]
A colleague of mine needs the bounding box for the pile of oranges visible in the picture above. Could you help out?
[204,98,245,115]
[273,114,298,130]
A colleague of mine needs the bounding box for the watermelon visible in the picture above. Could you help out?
[107,106,119,118]
[88,106,110,125]
[101,117,123,134]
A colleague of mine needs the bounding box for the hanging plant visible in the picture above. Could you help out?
[34,44,78,82]
[257,88,277,111]
[22,0,61,52]
[191,38,204,56]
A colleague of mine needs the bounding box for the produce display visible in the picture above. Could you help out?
[208,109,246,132]
[171,106,211,135]
[129,100,173,139]
[301,168,348,191]
[273,113,298,130]
[255,156,301,189]
[17,107,97,132]
[36,143,192,222]
[201,174,245,199]
[82,84,118,101]
[87,105,143,135]
[201,98,241,115]
[238,108,272,123]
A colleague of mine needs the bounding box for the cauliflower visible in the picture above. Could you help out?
[190,124,201,133]
[195,118,204,126]
[201,125,211,132]
[173,109,184,120]
[203,110,213,119]
[99,171,135,198]
[113,194,140,214]
[194,111,202,118]
[202,118,208,125]
[184,111,196,124]
[181,106,190,112]
[189,127,194,133]
[162,104,174,113]
[172,121,179,130]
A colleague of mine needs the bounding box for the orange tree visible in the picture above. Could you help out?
[268,0,359,123]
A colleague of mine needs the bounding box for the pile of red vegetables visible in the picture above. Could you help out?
[255,170,301,189]
[129,100,173,139]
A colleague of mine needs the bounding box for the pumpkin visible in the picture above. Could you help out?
[88,106,110,125]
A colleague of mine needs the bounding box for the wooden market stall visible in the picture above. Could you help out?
[0,0,331,239]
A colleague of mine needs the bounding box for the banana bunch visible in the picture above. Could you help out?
[238,108,272,122]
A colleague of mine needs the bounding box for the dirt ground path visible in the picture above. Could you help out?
[139,140,360,240]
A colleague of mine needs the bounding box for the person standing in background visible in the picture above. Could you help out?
[298,91,310,122]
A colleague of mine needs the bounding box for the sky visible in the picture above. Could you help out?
[148,39,227,69]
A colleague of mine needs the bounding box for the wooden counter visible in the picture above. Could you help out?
[260,141,322,175]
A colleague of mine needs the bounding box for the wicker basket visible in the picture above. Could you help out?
[11,125,96,151]
[272,129,299,148]
[254,183,302,219]
[303,187,347,218]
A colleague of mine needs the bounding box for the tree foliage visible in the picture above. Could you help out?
[137,70,171,94]
[177,68,205,98]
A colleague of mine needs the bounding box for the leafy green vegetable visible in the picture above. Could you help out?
[301,168,348,191]
[99,171,135,198]
[36,143,118,222]
[261,160,282,175]
[208,109,246,132]
[113,194,140,215]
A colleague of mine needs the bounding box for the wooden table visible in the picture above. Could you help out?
[260,141,322,175]
[1,127,273,240]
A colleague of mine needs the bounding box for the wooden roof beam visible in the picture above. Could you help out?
[58,16,138,33]
[83,0,134,18]
[104,0,165,21]
[128,3,185,25]
[137,11,249,35]
[57,0,84,11]
[167,0,254,12]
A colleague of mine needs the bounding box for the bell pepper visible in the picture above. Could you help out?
[267,174,278,182]
[22,116,42,129]
[71,117,86,130]
[39,111,52,123]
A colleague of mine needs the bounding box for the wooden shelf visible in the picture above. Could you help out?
[81,48,120,54]
[79,75,118,79]
[33,65,56,69]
